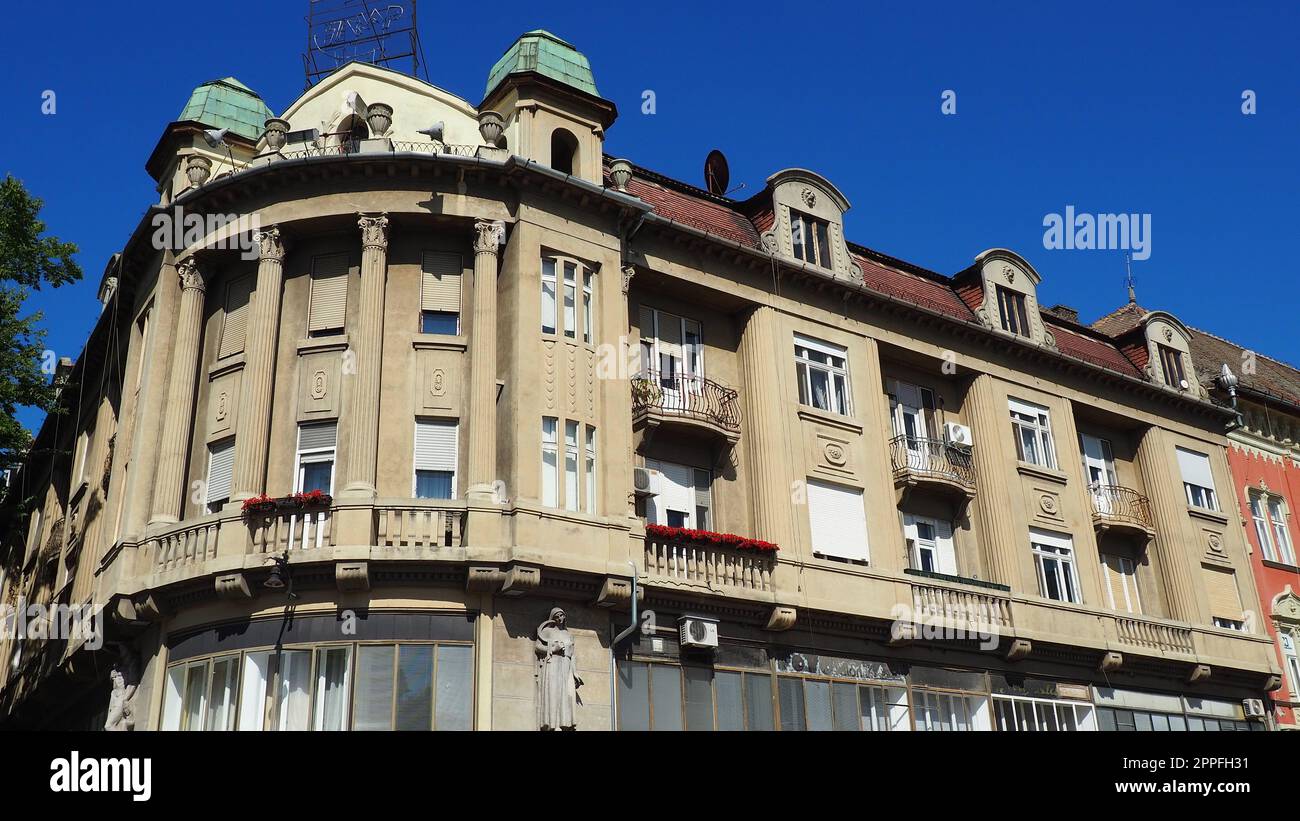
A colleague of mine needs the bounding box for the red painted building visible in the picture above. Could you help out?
[1194,329,1300,730]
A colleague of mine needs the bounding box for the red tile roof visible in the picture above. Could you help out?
[1051,323,1142,377]
[1189,327,1300,410]
[1091,302,1147,337]
[853,254,974,320]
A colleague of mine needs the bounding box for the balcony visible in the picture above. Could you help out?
[888,435,976,507]
[1088,484,1154,540]
[632,371,741,447]
[642,531,775,594]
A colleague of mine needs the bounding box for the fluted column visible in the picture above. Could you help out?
[1136,425,1202,622]
[149,257,206,524]
[466,219,504,500]
[230,227,285,501]
[739,305,793,548]
[343,214,389,496]
[964,373,1021,587]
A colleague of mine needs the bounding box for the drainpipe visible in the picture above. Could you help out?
[608,560,639,730]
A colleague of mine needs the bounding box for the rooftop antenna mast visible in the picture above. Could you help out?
[1125,251,1136,303]
[303,0,429,89]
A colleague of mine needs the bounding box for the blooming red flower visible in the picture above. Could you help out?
[645,523,778,552]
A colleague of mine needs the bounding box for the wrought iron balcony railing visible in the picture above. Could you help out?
[631,371,741,434]
[1089,484,1153,530]
[888,435,975,489]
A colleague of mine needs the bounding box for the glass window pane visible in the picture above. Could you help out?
[301,461,333,494]
[207,657,238,731]
[684,666,714,731]
[715,671,744,731]
[435,645,474,731]
[395,645,434,731]
[238,651,271,731]
[745,674,774,731]
[805,680,833,731]
[355,645,396,731]
[541,259,556,333]
[421,311,458,335]
[313,647,351,731]
[277,650,312,731]
[809,369,830,411]
[182,662,207,732]
[563,263,576,338]
[779,678,806,731]
[1134,711,1154,731]
[832,682,859,731]
[617,661,650,731]
[162,665,185,731]
[650,665,683,731]
[1097,707,1117,731]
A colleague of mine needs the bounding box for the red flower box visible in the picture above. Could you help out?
[645,523,778,553]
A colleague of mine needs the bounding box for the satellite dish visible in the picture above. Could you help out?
[704,149,729,196]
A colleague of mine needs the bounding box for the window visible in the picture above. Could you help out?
[1203,565,1244,630]
[645,459,711,529]
[888,380,936,442]
[639,307,704,387]
[218,275,253,358]
[420,251,461,335]
[912,689,990,731]
[1158,344,1187,388]
[790,210,831,269]
[550,128,578,175]
[1010,398,1056,469]
[993,695,1095,731]
[541,417,558,508]
[795,334,850,416]
[308,254,348,337]
[1176,447,1217,510]
[903,514,956,575]
[295,422,336,495]
[584,426,596,515]
[1250,492,1276,561]
[1280,632,1300,699]
[1267,497,1295,565]
[1031,529,1079,603]
[806,479,869,562]
[73,431,89,486]
[542,256,594,340]
[1095,706,1257,732]
[162,641,472,731]
[564,420,580,512]
[134,306,151,393]
[204,438,236,513]
[1101,553,1141,613]
[618,661,775,732]
[778,676,910,732]
[413,419,457,499]
[996,286,1030,336]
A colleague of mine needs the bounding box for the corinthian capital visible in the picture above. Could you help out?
[474,219,506,254]
[176,257,205,293]
[253,226,284,261]
[358,214,389,250]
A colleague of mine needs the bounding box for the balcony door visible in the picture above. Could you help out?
[640,307,704,408]
[1079,434,1117,514]
[645,459,711,530]
[889,380,936,471]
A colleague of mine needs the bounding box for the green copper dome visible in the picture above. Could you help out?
[485,30,599,98]
[177,77,274,141]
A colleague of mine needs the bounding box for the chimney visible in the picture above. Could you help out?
[1045,304,1079,324]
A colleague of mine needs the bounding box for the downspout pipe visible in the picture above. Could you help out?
[608,560,639,730]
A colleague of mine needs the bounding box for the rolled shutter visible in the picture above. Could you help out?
[414,419,457,471]
[806,479,869,561]
[1203,566,1242,622]
[934,519,957,575]
[297,421,337,452]
[205,439,236,504]
[1176,447,1215,490]
[1102,554,1129,610]
[218,276,253,358]
[421,252,462,313]
[309,254,349,333]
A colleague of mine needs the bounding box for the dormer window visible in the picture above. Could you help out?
[996,285,1030,337]
[1158,344,1186,388]
[791,210,831,269]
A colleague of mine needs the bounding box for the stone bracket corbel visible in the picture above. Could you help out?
[1187,664,1212,684]
[764,606,798,632]
[1098,651,1124,673]
[1004,638,1032,662]
[336,561,370,592]
[593,576,643,608]
[465,563,541,597]
[132,591,171,622]
[214,573,251,600]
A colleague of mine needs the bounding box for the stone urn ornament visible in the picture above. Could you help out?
[365,103,393,137]
[608,158,633,192]
[185,155,212,187]
[263,117,290,151]
[535,607,582,730]
[478,110,505,146]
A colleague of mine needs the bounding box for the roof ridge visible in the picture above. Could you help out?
[1189,324,1300,376]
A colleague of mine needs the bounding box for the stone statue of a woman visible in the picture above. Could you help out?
[535,607,583,730]
[104,656,137,732]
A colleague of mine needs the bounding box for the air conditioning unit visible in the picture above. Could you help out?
[943,422,973,448]
[1243,698,1267,720]
[633,467,661,497]
[678,616,719,649]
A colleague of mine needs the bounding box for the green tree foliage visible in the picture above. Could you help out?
[0,175,82,480]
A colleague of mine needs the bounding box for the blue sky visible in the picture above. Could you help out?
[3,0,1297,433]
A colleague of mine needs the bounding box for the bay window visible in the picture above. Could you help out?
[541,417,558,508]
[541,254,594,341]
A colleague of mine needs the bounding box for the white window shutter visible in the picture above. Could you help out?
[206,439,235,505]
[806,479,869,561]
[1176,447,1215,490]
[421,252,462,313]
[309,254,349,333]
[414,419,458,471]
[218,276,253,358]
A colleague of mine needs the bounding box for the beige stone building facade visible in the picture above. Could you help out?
[0,31,1283,731]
